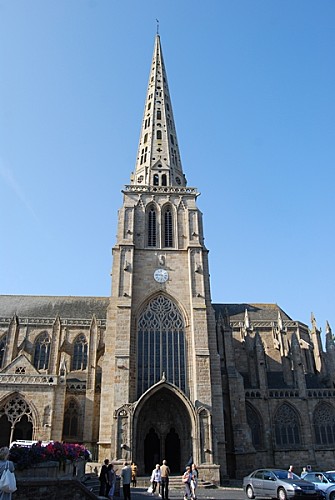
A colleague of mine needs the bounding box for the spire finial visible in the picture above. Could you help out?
[156,18,159,35]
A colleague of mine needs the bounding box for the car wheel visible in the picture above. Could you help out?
[277,488,287,500]
[246,485,255,499]
[329,492,335,500]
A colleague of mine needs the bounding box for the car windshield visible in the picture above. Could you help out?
[323,474,335,482]
[273,470,301,480]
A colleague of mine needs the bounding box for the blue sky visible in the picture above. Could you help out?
[0,0,334,340]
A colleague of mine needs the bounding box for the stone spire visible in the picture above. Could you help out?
[132,35,185,188]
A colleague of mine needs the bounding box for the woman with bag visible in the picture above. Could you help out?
[0,447,16,499]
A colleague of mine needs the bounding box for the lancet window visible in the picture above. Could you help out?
[33,332,50,370]
[163,205,173,247]
[0,335,6,368]
[147,205,157,247]
[313,403,335,445]
[274,403,301,447]
[137,295,186,398]
[63,398,80,439]
[246,403,263,450]
[72,334,88,371]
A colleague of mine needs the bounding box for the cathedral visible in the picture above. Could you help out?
[1,35,335,483]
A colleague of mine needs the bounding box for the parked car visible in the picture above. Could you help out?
[243,468,322,500]
[302,472,335,500]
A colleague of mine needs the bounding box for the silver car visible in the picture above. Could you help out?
[243,468,322,500]
[302,472,335,500]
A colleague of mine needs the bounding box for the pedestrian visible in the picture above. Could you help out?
[121,461,132,500]
[288,465,294,479]
[107,463,116,500]
[99,458,109,497]
[160,459,170,500]
[182,465,192,500]
[190,464,198,499]
[0,446,16,500]
[131,462,137,487]
[151,463,161,496]
[301,467,308,479]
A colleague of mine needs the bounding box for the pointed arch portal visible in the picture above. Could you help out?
[134,387,192,474]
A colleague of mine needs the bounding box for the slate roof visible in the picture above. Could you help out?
[0,295,109,320]
[212,303,293,322]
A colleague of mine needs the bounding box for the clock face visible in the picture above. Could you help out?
[154,269,169,283]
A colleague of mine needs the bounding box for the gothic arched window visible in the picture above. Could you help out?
[0,336,6,368]
[33,332,50,370]
[274,403,301,447]
[246,403,263,450]
[313,403,335,446]
[163,205,173,248]
[137,295,186,398]
[63,398,80,439]
[72,334,88,371]
[153,174,159,186]
[147,205,157,247]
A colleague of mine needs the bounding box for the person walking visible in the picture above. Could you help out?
[99,458,109,497]
[182,466,192,500]
[160,460,170,500]
[190,464,198,499]
[121,461,132,500]
[0,447,16,500]
[150,464,161,496]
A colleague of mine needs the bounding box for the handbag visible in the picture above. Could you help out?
[147,484,153,493]
[0,461,17,493]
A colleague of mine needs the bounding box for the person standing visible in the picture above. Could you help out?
[151,464,161,495]
[107,463,116,500]
[99,458,109,497]
[288,465,294,479]
[190,464,198,499]
[0,447,16,500]
[301,467,308,479]
[121,461,132,500]
[160,460,170,500]
[182,466,192,500]
[131,462,138,487]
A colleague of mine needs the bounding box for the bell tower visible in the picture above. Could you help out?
[98,35,226,482]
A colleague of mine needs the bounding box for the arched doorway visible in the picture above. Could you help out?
[134,386,193,474]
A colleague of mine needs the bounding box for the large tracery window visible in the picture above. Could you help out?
[137,295,186,398]
[274,403,301,447]
[33,332,50,370]
[313,403,335,446]
[72,334,88,371]
[163,206,173,247]
[148,206,157,247]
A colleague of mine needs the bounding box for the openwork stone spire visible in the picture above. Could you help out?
[132,35,185,188]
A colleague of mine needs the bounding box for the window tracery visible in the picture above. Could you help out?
[274,403,301,447]
[246,403,263,450]
[63,398,80,439]
[72,334,88,371]
[313,403,335,445]
[137,295,186,398]
[33,332,51,370]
